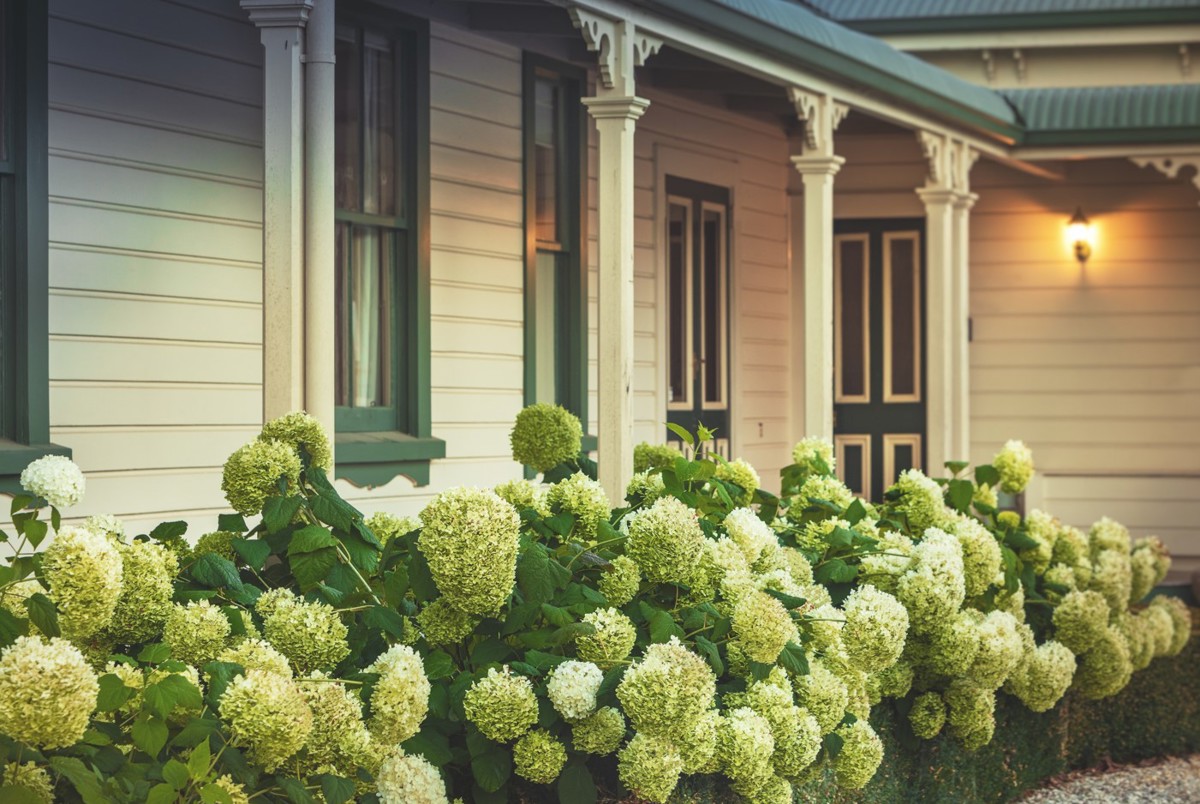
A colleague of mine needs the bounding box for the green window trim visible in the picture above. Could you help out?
[333,5,441,487]
[0,0,68,493]
[522,53,590,431]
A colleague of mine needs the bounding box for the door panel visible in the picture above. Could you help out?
[833,219,926,500]
[666,177,731,455]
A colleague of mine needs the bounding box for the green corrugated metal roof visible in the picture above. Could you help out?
[637,0,1022,139]
[803,0,1200,33]
[1004,84,1200,145]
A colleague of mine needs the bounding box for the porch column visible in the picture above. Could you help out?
[917,132,976,472]
[789,89,847,442]
[241,0,311,420]
[305,0,336,445]
[570,8,661,502]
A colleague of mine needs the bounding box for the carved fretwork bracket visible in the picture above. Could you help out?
[569,6,662,96]
[1132,155,1200,205]
[788,87,848,159]
[918,130,978,198]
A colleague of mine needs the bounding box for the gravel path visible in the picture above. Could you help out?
[1020,755,1200,803]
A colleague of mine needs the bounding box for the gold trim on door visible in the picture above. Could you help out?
[834,233,870,404]
[882,231,922,404]
[883,433,922,489]
[834,434,872,500]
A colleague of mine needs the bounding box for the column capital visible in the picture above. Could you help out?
[916,186,958,207]
[569,7,662,96]
[789,87,847,159]
[239,0,312,27]
[953,191,979,211]
[790,154,845,177]
[917,130,978,197]
[582,95,651,121]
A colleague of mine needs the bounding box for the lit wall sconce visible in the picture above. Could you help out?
[1067,207,1093,264]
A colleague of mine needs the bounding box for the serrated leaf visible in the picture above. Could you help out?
[827,526,855,550]
[0,608,25,648]
[49,757,108,804]
[163,758,190,789]
[945,460,970,476]
[974,464,1000,488]
[408,548,438,603]
[23,592,59,637]
[517,544,555,606]
[695,635,724,676]
[946,478,975,514]
[200,784,234,804]
[150,521,188,542]
[289,524,337,554]
[217,513,247,533]
[231,538,271,570]
[311,492,356,533]
[191,553,243,590]
[778,641,810,676]
[843,498,868,526]
[823,731,845,758]
[468,734,512,793]
[320,775,357,804]
[665,422,694,447]
[764,588,808,610]
[188,738,212,778]
[647,608,682,644]
[24,519,48,548]
[262,495,304,534]
[540,603,573,627]
[289,546,338,592]
[276,776,315,804]
[146,783,178,804]
[557,764,597,804]
[96,672,137,712]
[132,713,169,756]
[138,642,171,664]
[424,649,454,680]
[171,717,221,750]
[523,649,567,672]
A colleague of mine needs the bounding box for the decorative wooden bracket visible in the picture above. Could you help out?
[1132,155,1200,204]
[788,88,848,159]
[918,130,977,197]
[569,7,662,95]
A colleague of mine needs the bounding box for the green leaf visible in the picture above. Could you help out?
[146,783,178,804]
[364,605,406,639]
[171,717,221,750]
[23,519,48,549]
[289,546,338,592]
[143,673,203,719]
[201,662,242,708]
[0,608,25,648]
[96,672,137,712]
[403,728,454,767]
[408,548,438,603]
[763,588,808,610]
[471,637,511,667]
[647,608,682,644]
[975,464,1001,488]
[0,786,50,804]
[231,538,271,571]
[311,492,357,533]
[191,553,243,590]
[468,731,512,793]
[946,479,974,514]
[262,495,304,534]
[200,784,235,804]
[383,567,410,606]
[320,775,357,804]
[217,513,247,533]
[517,544,555,606]
[814,558,857,584]
[778,642,810,676]
[138,642,172,664]
[289,524,337,553]
[827,526,855,550]
[540,603,573,627]
[557,764,597,804]
[276,776,315,804]
[10,493,34,514]
[823,731,845,758]
[424,650,454,680]
[665,422,694,447]
[188,738,212,778]
[695,635,724,676]
[843,499,868,526]
[23,592,59,637]
[50,757,108,804]
[132,713,169,755]
[337,528,381,574]
[544,513,576,537]
[523,650,568,672]
[1005,529,1041,552]
[163,758,190,789]
[150,521,188,542]
[945,460,970,476]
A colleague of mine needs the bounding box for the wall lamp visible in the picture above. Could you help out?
[1067,207,1093,264]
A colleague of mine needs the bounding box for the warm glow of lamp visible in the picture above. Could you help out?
[1067,207,1093,264]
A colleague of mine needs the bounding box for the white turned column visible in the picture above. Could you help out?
[586,96,648,501]
[918,187,956,475]
[241,0,311,420]
[305,0,335,449]
[951,191,978,464]
[788,88,846,442]
[570,8,661,502]
[791,155,844,441]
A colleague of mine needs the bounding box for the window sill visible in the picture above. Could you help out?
[0,440,73,494]
[335,431,445,488]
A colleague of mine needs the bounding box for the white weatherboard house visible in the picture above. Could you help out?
[1,1,1198,571]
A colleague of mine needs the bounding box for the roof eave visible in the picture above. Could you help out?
[848,9,1200,35]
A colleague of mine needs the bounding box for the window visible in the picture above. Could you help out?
[333,10,441,486]
[523,57,587,426]
[0,0,67,489]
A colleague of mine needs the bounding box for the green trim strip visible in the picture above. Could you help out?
[846,9,1200,35]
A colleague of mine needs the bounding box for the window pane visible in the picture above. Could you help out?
[701,208,724,405]
[838,239,867,399]
[362,30,396,217]
[334,26,360,212]
[667,202,689,404]
[889,237,918,398]
[335,225,394,408]
[535,251,559,404]
[534,77,559,243]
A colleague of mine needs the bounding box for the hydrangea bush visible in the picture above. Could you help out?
[0,410,1190,803]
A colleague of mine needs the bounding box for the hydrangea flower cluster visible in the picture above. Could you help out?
[107,539,177,643]
[993,439,1035,493]
[0,636,98,749]
[546,659,603,721]
[20,454,86,508]
[633,441,684,472]
[625,496,705,584]
[544,471,610,539]
[367,644,431,744]
[42,525,123,640]
[419,487,520,615]
[259,411,332,470]
[791,436,835,474]
[221,438,302,516]
[509,402,583,472]
[260,591,350,673]
[715,458,760,505]
[463,667,539,742]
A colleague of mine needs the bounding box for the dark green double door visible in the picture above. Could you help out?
[832,219,926,501]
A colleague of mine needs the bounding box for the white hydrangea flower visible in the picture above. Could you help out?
[20,455,85,508]
[723,508,777,567]
[82,514,126,542]
[376,750,449,804]
[546,660,604,721]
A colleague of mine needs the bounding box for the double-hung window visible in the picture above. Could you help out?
[0,0,66,489]
[523,57,587,427]
[333,10,441,486]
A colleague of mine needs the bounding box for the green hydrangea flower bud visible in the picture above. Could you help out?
[909,691,946,739]
[576,608,636,669]
[833,720,884,788]
[792,659,849,735]
[0,636,98,749]
[723,507,777,567]
[545,472,610,540]
[945,680,996,751]
[973,482,998,510]
[677,709,719,774]
[218,638,293,679]
[796,474,854,511]
[42,525,123,640]
[259,411,332,470]
[221,439,302,516]
[513,729,567,784]
[1089,516,1131,556]
[164,600,231,667]
[969,610,1025,690]
[759,700,820,778]
[923,610,982,677]
[509,403,582,472]
[616,638,716,738]
[716,458,760,506]
[193,530,239,562]
[625,470,667,506]
[633,442,683,473]
[367,644,431,745]
[888,469,952,532]
[493,478,549,516]
[896,528,966,635]
[571,706,626,755]
[1006,639,1075,712]
[791,437,835,475]
[617,732,683,804]
[463,667,538,743]
[213,776,252,804]
[1150,595,1192,656]
[732,590,797,664]
[107,540,177,644]
[716,707,775,793]
[993,439,1034,494]
[1052,590,1110,654]
[954,517,1002,598]
[419,487,520,616]
[263,595,350,674]
[1090,548,1133,614]
[298,673,371,773]
[364,512,420,546]
[416,598,478,647]
[1073,624,1132,700]
[598,555,640,607]
[626,496,705,585]
[874,659,914,700]
[219,669,312,772]
[2,762,54,804]
[842,584,908,673]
